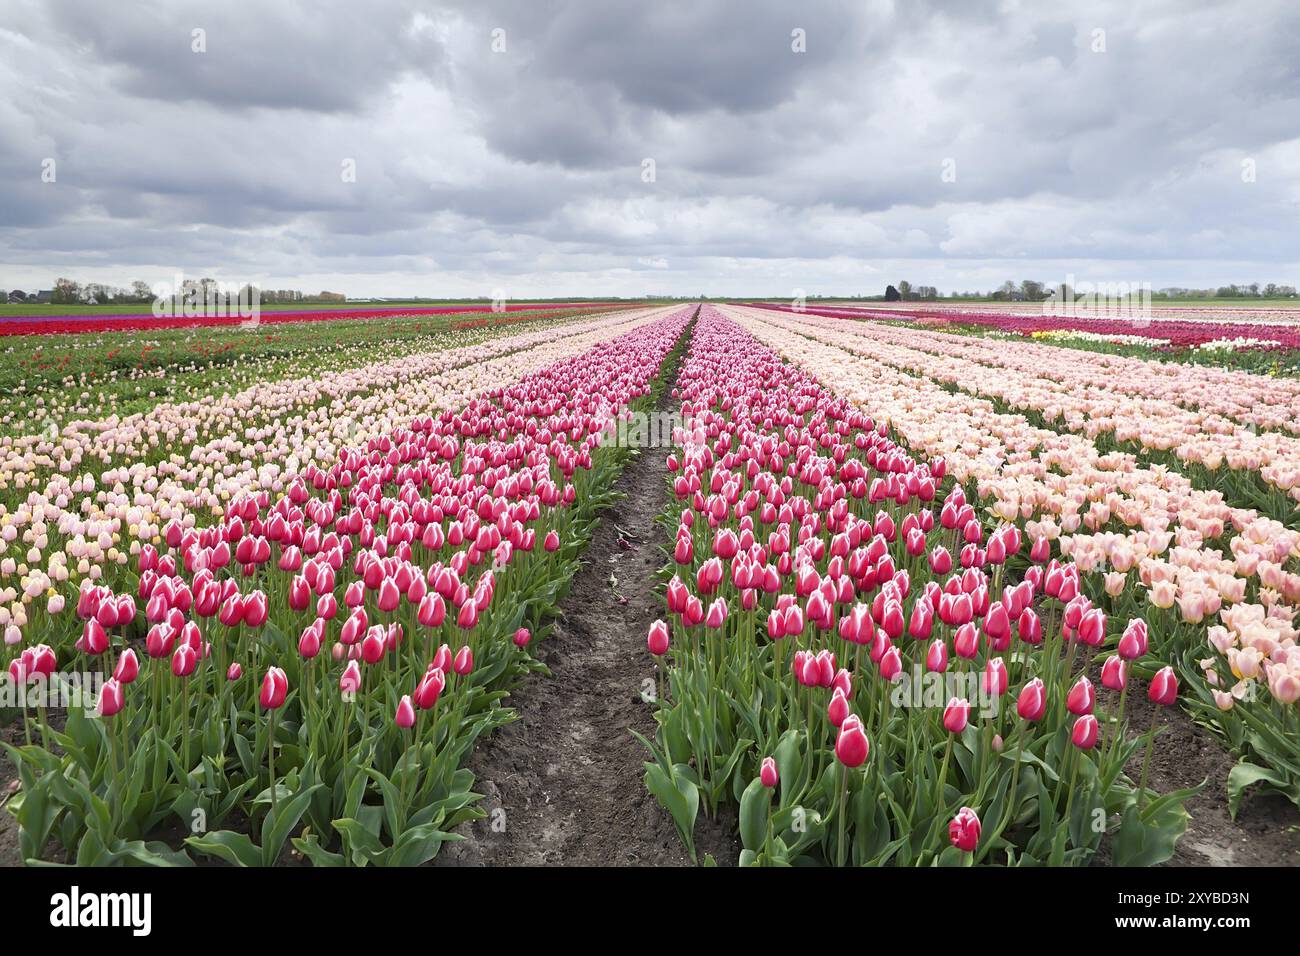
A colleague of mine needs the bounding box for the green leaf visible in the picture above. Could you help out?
[185,829,262,868]
[260,783,323,867]
[738,776,770,851]
[1226,761,1289,819]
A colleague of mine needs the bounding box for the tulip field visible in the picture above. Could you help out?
[2,300,1298,868]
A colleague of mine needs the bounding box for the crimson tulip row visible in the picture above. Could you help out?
[2,306,695,865]
[640,307,1198,866]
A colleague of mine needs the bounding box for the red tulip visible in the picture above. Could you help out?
[982,657,1007,697]
[259,667,288,710]
[113,648,139,684]
[1066,676,1095,715]
[760,756,779,789]
[647,619,670,656]
[245,590,269,629]
[1118,619,1149,660]
[943,697,970,734]
[416,595,447,632]
[171,644,198,678]
[361,628,387,664]
[827,688,850,728]
[949,806,981,852]
[926,638,948,673]
[1072,714,1099,750]
[1017,607,1043,644]
[834,714,870,768]
[704,597,728,629]
[1078,608,1106,647]
[1148,666,1178,706]
[396,695,416,729]
[878,646,903,682]
[514,627,532,648]
[97,678,125,718]
[78,619,109,656]
[227,662,242,682]
[377,578,401,613]
[414,667,445,709]
[453,646,474,676]
[339,660,362,696]
[1016,678,1046,721]
[544,530,561,553]
[1101,654,1127,690]
[953,622,979,659]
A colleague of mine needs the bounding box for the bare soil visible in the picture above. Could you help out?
[1110,691,1300,867]
[436,355,739,867]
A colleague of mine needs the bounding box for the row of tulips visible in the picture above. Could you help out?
[754,301,1300,350]
[0,307,674,655]
[723,305,1300,811]
[1,305,614,439]
[639,307,1199,866]
[772,309,1300,513]
[2,307,695,865]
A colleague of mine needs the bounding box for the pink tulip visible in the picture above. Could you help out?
[647,619,670,656]
[943,697,970,734]
[834,714,870,768]
[260,667,288,710]
[1148,666,1178,706]
[949,807,981,852]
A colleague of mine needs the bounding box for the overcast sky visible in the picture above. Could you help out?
[2,0,1299,298]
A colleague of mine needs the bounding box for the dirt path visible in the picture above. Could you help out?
[437,336,738,867]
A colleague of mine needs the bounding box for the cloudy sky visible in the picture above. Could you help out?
[2,0,1299,298]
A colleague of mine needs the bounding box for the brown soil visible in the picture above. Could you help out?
[0,722,23,867]
[1111,691,1300,867]
[436,358,739,867]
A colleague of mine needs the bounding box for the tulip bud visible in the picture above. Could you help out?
[1148,666,1178,706]
[97,678,125,718]
[514,627,532,648]
[1071,714,1099,750]
[113,648,140,685]
[339,660,362,696]
[834,714,870,768]
[760,756,779,789]
[827,687,850,728]
[396,694,416,729]
[943,697,970,734]
[647,619,670,656]
[453,645,474,676]
[260,667,288,710]
[1118,619,1149,660]
[1101,654,1127,691]
[949,807,980,852]
[1016,678,1047,721]
[227,662,242,682]
[1066,676,1095,716]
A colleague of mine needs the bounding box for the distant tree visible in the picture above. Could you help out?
[884,284,901,302]
[897,280,914,300]
[1020,279,1045,300]
[52,277,81,304]
[130,280,154,302]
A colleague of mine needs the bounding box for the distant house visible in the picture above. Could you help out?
[35,290,54,303]
[8,290,27,302]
